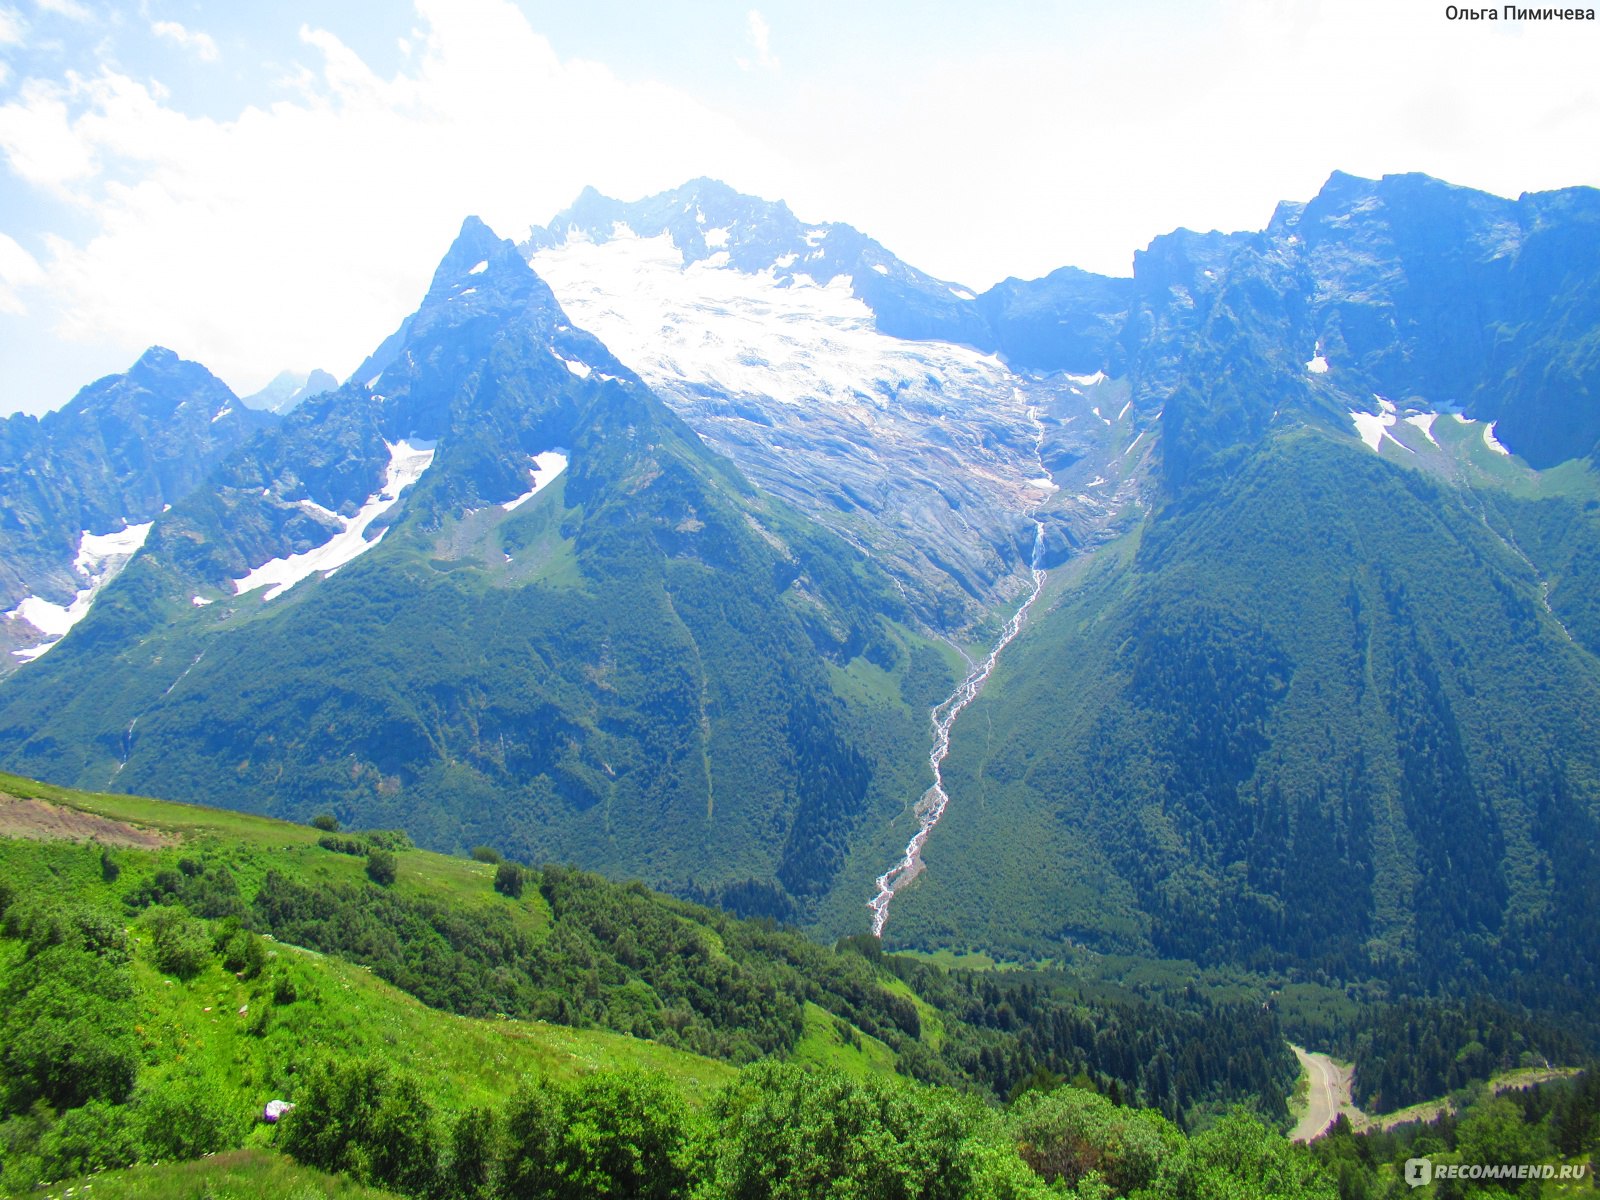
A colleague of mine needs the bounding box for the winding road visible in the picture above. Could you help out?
[1290,1045,1357,1143]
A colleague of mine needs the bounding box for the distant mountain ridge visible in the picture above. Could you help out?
[0,347,272,667]
[242,367,338,414]
[2,169,1600,1023]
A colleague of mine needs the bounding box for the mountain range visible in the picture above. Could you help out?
[3,170,1599,1034]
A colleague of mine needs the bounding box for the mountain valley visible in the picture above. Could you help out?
[2,170,1600,1194]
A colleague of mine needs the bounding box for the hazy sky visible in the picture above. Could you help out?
[1,0,1597,415]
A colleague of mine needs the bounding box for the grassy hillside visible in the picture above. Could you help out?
[0,770,1337,1197]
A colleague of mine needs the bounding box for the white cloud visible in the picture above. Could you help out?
[0,0,792,395]
[151,18,220,63]
[0,232,46,314]
[766,0,1600,284]
[33,0,90,21]
[0,8,23,45]
[0,76,101,187]
[739,10,778,73]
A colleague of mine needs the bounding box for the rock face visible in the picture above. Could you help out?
[1128,172,1600,482]
[0,348,272,668]
[526,180,1151,629]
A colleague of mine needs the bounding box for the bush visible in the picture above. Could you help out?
[213,918,267,979]
[0,945,139,1113]
[319,835,370,856]
[272,971,300,1006]
[706,1061,1009,1200]
[494,862,524,899]
[445,1106,498,1199]
[281,1057,439,1195]
[148,908,211,979]
[37,1099,141,1182]
[500,1078,562,1199]
[136,1069,245,1161]
[470,845,503,864]
[311,813,340,832]
[1172,1108,1336,1200]
[366,849,397,887]
[1007,1086,1181,1195]
[501,1070,693,1200]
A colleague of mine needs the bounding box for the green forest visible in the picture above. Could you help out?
[5,773,1594,1198]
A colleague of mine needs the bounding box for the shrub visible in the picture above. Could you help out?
[281,1057,439,1194]
[311,813,340,831]
[494,862,524,899]
[1007,1085,1181,1195]
[470,845,503,864]
[37,1099,141,1182]
[0,945,139,1113]
[499,1071,693,1200]
[366,849,398,887]
[445,1106,498,1199]
[136,1068,245,1161]
[272,971,300,1006]
[706,1061,1005,1200]
[319,835,370,856]
[148,908,211,979]
[213,918,267,979]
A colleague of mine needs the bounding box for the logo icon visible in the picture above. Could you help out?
[1405,1158,1433,1188]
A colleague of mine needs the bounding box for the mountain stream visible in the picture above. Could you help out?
[867,401,1054,936]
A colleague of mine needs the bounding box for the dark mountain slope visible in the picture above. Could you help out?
[893,424,1600,994]
[0,220,915,912]
[876,174,1600,1024]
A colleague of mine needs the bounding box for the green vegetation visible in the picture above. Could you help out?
[1308,1067,1600,1199]
[0,313,922,929]
[1,773,1340,1197]
[33,1149,405,1199]
[883,426,1600,1093]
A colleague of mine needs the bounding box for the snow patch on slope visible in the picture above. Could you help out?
[233,439,436,601]
[554,353,592,378]
[7,521,154,660]
[1483,421,1512,456]
[501,450,570,511]
[1349,408,1412,455]
[1404,412,1440,447]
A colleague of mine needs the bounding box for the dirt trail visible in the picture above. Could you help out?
[0,793,173,848]
[1290,1045,1361,1143]
[1288,1046,1578,1142]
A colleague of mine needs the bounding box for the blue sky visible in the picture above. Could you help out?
[2,0,1597,415]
